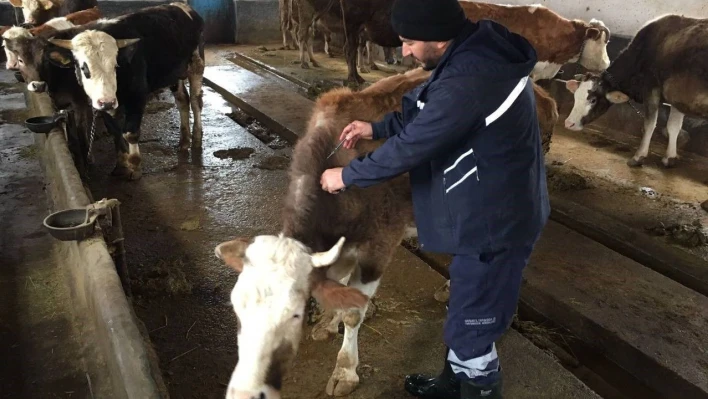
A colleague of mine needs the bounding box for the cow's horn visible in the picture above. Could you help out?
[49,39,73,50]
[311,236,346,267]
[116,38,140,48]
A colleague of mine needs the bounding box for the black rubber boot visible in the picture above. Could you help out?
[403,348,461,399]
[460,373,503,399]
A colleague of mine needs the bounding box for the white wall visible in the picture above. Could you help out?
[467,0,708,37]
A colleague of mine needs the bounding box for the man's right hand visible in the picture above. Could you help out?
[340,121,373,149]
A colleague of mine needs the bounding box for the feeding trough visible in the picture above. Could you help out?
[43,208,97,241]
[25,111,66,134]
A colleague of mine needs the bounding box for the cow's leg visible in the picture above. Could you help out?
[312,254,356,341]
[188,49,205,149]
[171,80,191,151]
[306,27,320,67]
[662,106,684,168]
[324,32,334,58]
[628,89,660,167]
[121,103,146,180]
[279,0,290,49]
[344,28,364,84]
[326,265,380,396]
[104,113,132,178]
[367,41,378,71]
[357,40,370,74]
[295,2,313,68]
[325,237,395,396]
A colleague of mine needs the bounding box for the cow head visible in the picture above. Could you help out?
[564,72,629,131]
[3,33,47,86]
[2,26,32,70]
[214,234,368,399]
[48,30,139,111]
[8,0,56,26]
[578,19,611,72]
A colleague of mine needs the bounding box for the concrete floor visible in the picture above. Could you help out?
[0,70,111,398]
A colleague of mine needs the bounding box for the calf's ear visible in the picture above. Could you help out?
[215,237,253,273]
[47,49,73,68]
[39,0,54,10]
[565,80,580,93]
[311,279,369,311]
[585,27,601,40]
[606,91,629,104]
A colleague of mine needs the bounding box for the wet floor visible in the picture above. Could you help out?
[0,69,110,398]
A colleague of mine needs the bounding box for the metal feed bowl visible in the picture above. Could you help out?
[43,209,96,241]
[25,113,64,133]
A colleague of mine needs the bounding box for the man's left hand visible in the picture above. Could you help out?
[320,167,345,193]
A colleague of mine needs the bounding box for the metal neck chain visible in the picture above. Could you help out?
[604,71,644,118]
[87,110,98,158]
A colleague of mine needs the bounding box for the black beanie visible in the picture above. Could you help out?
[390,0,467,42]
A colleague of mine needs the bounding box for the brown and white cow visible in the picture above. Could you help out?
[564,14,708,168]
[2,6,101,70]
[6,0,97,26]
[214,67,558,399]
[459,1,611,81]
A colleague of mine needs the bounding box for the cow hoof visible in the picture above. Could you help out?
[433,280,451,303]
[359,67,370,74]
[370,64,379,71]
[178,142,191,152]
[627,157,645,167]
[300,63,310,69]
[327,53,335,58]
[128,169,143,180]
[311,311,341,341]
[311,60,320,68]
[364,300,377,321]
[662,157,677,168]
[326,369,359,396]
[311,324,335,341]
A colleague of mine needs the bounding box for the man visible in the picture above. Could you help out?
[320,0,550,398]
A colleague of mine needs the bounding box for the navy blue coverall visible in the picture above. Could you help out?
[340,19,550,381]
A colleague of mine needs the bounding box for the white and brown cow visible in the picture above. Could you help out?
[564,14,708,168]
[6,0,97,26]
[214,66,559,399]
[459,1,611,81]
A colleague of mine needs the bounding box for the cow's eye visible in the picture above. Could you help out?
[81,62,91,79]
[589,98,597,105]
